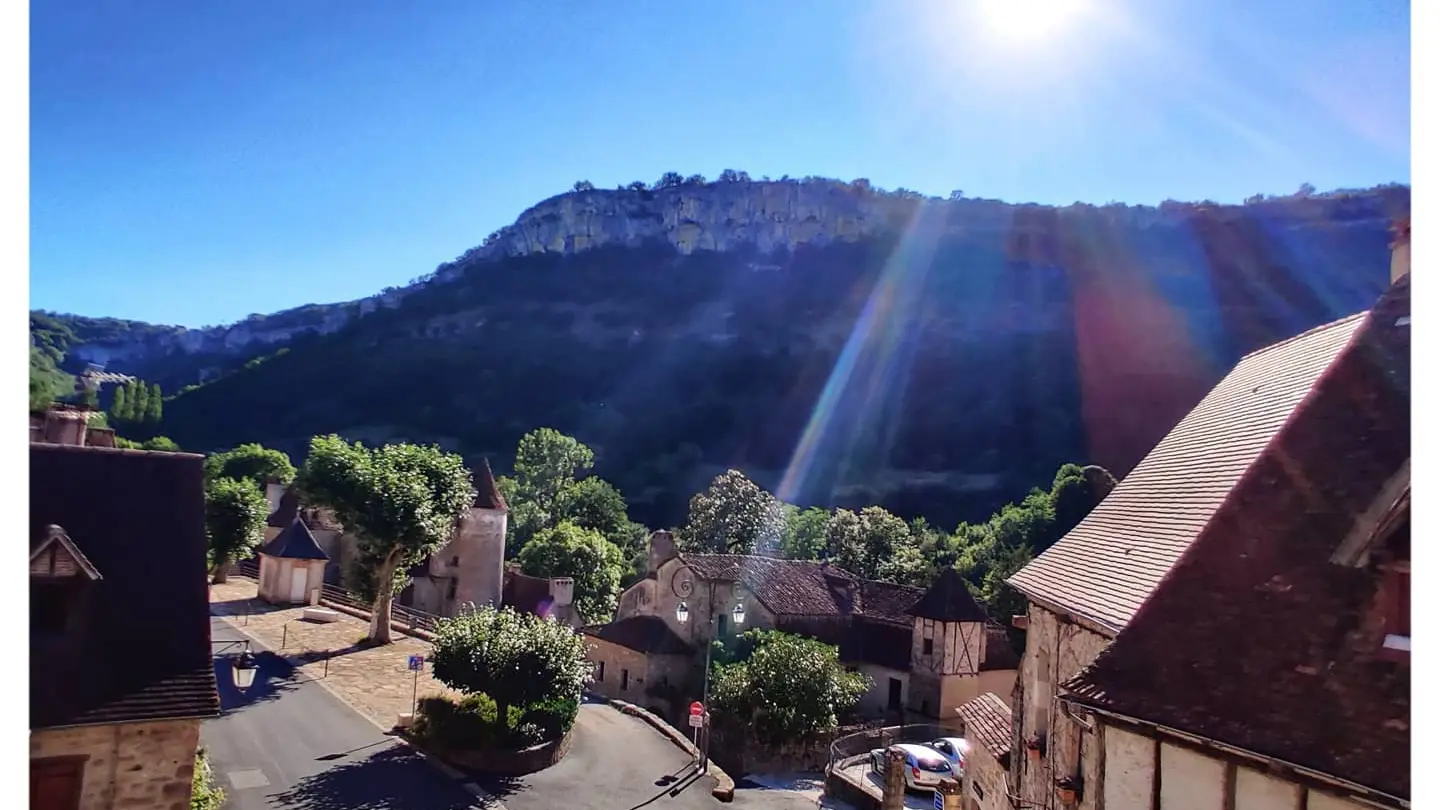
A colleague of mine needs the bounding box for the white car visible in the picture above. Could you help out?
[927,737,972,776]
[868,743,957,792]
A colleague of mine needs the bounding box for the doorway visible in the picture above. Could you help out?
[289,566,308,603]
[887,678,903,711]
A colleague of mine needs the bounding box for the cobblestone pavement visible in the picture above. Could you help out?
[209,580,460,730]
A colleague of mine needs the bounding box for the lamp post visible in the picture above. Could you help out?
[671,567,745,771]
[213,640,258,690]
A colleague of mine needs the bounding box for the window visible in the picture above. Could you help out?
[446,578,458,600]
[621,669,630,691]
[596,661,605,682]
[972,780,985,801]
[922,637,934,656]
[717,614,728,636]
[450,556,460,567]
[888,678,903,710]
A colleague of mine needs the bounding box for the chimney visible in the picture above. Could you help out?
[647,530,678,574]
[549,577,575,607]
[1391,217,1410,283]
[36,404,94,447]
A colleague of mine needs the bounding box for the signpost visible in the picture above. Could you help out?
[688,701,705,759]
[408,655,425,717]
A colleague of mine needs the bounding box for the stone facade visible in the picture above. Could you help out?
[31,719,201,810]
[615,555,761,648]
[584,636,689,713]
[1011,602,1114,810]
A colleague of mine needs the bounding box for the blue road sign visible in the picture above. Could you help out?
[408,654,424,672]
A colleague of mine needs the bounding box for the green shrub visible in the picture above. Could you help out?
[520,696,580,740]
[191,748,225,810]
[412,693,570,750]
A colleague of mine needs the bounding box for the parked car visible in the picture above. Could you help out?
[868,743,957,792]
[927,737,972,776]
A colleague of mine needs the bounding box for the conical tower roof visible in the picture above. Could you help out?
[474,457,507,512]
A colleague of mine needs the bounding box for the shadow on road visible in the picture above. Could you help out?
[269,745,475,810]
[214,652,300,711]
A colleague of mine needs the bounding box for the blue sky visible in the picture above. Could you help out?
[30,0,1410,327]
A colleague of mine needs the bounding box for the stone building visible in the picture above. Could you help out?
[260,459,509,617]
[594,530,1018,722]
[997,272,1410,810]
[256,517,330,605]
[956,692,1013,810]
[29,403,118,448]
[30,441,219,810]
[582,615,694,710]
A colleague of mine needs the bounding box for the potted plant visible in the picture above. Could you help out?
[1056,776,1081,804]
[1025,733,1046,759]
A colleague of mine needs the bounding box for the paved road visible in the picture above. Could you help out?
[201,618,483,810]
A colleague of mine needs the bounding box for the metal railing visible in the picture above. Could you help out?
[232,557,442,635]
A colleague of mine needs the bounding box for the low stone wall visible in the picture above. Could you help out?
[825,768,881,810]
[598,696,736,802]
[405,726,575,778]
[709,723,836,776]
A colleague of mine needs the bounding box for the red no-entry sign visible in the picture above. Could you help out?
[689,701,705,716]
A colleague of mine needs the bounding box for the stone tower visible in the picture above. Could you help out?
[905,567,1018,720]
[447,458,509,612]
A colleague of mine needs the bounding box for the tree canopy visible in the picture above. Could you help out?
[204,477,270,584]
[204,442,297,490]
[296,435,475,643]
[516,521,625,623]
[680,469,785,554]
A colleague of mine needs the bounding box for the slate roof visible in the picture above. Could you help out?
[1008,311,1368,633]
[980,625,1021,672]
[582,615,693,655]
[956,692,1013,761]
[907,567,989,623]
[30,444,220,729]
[1065,277,1411,801]
[502,567,553,617]
[680,554,924,621]
[260,518,330,561]
[474,457,508,511]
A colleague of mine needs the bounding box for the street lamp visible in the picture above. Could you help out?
[233,646,258,690]
[671,568,745,771]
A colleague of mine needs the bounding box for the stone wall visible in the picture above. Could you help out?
[584,637,690,716]
[709,721,839,777]
[31,718,201,810]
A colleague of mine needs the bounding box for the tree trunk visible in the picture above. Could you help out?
[210,558,230,585]
[495,699,510,731]
[368,553,401,644]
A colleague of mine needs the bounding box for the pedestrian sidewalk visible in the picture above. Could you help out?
[209,579,461,730]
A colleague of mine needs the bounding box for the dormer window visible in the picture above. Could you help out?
[29,525,102,640]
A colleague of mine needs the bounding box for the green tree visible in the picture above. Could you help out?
[655,171,684,189]
[513,428,595,509]
[204,443,297,490]
[555,476,630,539]
[204,477,270,584]
[430,606,591,729]
[297,435,475,643]
[824,506,924,583]
[573,180,595,192]
[779,506,830,560]
[128,381,149,422]
[146,382,163,423]
[516,521,624,623]
[142,436,180,451]
[680,469,784,554]
[710,630,870,743]
[110,384,128,423]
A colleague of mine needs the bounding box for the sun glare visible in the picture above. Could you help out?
[973,0,1092,47]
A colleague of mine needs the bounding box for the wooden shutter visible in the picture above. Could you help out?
[30,757,85,810]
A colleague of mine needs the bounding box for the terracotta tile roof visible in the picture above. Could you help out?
[680,555,923,620]
[1008,312,1368,632]
[582,615,693,655]
[857,579,925,625]
[1065,278,1410,801]
[260,518,330,561]
[474,457,507,511]
[30,443,220,729]
[503,567,554,617]
[907,567,989,622]
[956,692,1013,761]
